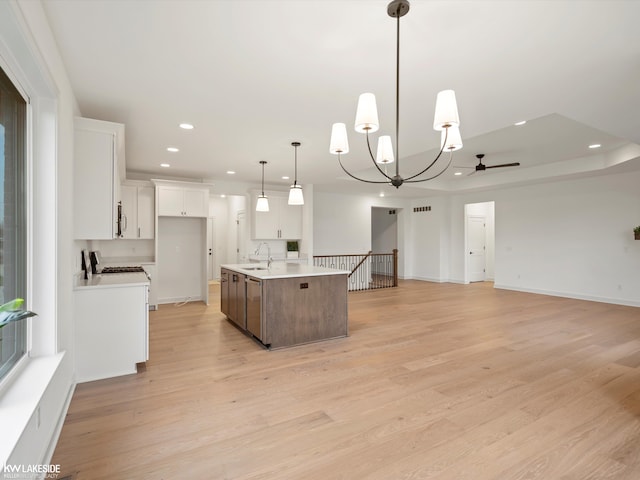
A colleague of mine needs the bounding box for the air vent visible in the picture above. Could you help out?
[413,206,432,212]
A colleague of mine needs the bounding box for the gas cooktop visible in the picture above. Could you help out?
[101,266,145,274]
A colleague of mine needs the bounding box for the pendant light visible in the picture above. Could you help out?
[329,0,462,188]
[288,141,304,205]
[256,160,269,212]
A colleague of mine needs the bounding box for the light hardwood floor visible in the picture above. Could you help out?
[52,281,640,479]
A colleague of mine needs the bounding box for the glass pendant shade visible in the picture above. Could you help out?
[288,184,304,205]
[376,135,395,164]
[433,89,460,131]
[441,125,463,152]
[330,123,349,154]
[354,93,380,133]
[256,195,269,212]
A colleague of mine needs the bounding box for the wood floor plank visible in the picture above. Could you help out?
[51,280,640,479]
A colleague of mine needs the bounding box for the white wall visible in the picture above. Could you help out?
[313,192,375,255]
[491,172,640,305]
[0,0,79,469]
[407,196,449,282]
[371,207,397,253]
[313,191,409,277]
[157,217,205,303]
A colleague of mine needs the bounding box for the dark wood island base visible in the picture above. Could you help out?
[221,263,349,349]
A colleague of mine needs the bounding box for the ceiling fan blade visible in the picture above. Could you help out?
[452,165,474,169]
[485,162,521,169]
[467,170,477,176]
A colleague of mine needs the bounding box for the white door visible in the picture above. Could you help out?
[467,215,486,282]
[207,217,217,280]
[237,210,246,263]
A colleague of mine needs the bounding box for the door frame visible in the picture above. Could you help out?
[463,201,495,284]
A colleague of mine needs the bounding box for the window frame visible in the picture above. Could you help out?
[0,61,31,390]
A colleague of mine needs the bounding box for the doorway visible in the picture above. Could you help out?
[207,217,217,281]
[464,201,495,283]
[236,210,246,263]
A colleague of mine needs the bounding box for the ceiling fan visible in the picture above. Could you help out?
[459,154,521,175]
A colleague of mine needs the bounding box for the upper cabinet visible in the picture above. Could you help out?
[74,117,125,239]
[157,184,209,218]
[120,184,155,239]
[252,191,302,240]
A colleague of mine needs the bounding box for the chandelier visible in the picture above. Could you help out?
[329,0,462,188]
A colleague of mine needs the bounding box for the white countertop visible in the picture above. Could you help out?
[221,263,349,279]
[75,272,150,290]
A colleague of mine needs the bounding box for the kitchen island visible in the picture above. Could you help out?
[220,263,349,349]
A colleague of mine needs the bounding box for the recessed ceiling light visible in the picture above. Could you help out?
[220,194,226,198]
[179,123,194,130]
[454,171,463,176]
[589,144,601,149]
[226,170,235,175]
[282,176,290,180]
[379,192,385,197]
[160,163,170,168]
[166,147,179,152]
[514,120,527,126]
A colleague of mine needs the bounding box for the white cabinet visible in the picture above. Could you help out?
[121,184,155,239]
[252,192,302,240]
[74,283,149,383]
[74,117,125,239]
[157,185,209,217]
[142,263,158,309]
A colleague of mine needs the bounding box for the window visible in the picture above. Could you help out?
[0,66,27,381]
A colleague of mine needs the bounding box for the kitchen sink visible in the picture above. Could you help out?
[243,267,268,270]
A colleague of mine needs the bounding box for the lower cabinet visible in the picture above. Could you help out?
[221,268,246,329]
[74,284,149,382]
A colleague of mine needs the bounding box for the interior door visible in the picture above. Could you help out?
[467,215,486,282]
[207,217,216,280]
[237,210,246,263]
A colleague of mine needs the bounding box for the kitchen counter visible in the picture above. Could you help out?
[75,272,150,290]
[221,264,349,349]
[221,263,349,280]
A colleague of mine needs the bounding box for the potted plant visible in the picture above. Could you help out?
[634,226,640,240]
[287,240,299,259]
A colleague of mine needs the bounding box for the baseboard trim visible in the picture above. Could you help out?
[494,283,640,307]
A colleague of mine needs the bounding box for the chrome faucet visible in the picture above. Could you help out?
[255,242,273,268]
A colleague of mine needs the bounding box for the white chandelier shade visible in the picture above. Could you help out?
[354,93,380,133]
[288,184,304,205]
[288,141,304,205]
[256,160,269,212]
[256,195,269,212]
[441,125,463,152]
[433,90,460,130]
[376,135,394,164]
[329,123,349,154]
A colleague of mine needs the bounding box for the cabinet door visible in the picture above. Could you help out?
[119,185,137,239]
[137,186,155,238]
[220,270,230,316]
[279,201,302,239]
[157,186,185,216]
[253,202,279,239]
[184,188,209,217]
[74,127,115,239]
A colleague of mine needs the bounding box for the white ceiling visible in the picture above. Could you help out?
[42,0,640,198]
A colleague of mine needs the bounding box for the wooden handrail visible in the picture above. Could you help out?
[349,250,372,278]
